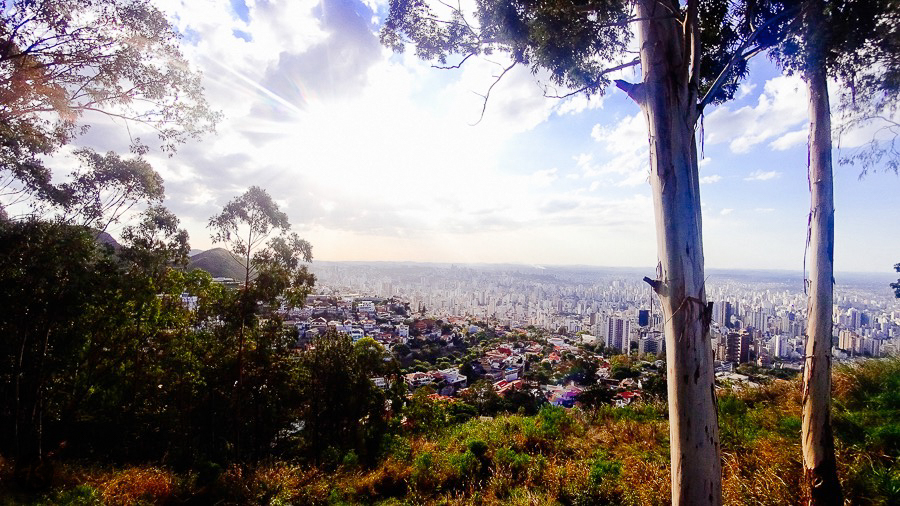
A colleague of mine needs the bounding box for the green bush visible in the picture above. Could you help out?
[380,433,412,461]
[450,450,480,482]
[342,450,360,469]
[46,485,103,506]
[588,453,622,487]
[493,447,531,478]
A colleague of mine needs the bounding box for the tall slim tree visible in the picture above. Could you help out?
[208,185,313,454]
[802,5,840,498]
[382,1,774,502]
[751,1,900,501]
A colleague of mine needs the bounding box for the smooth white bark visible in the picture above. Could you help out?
[632,1,722,504]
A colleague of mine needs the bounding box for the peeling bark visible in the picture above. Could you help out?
[634,1,721,504]
[801,2,842,502]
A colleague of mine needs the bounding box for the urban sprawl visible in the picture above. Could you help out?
[211,263,900,408]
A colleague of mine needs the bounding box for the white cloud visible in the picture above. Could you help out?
[591,112,646,154]
[769,128,808,151]
[704,75,807,154]
[737,83,757,99]
[755,208,775,213]
[700,175,721,184]
[720,208,733,216]
[556,94,606,115]
[530,168,559,187]
[744,170,782,181]
[580,112,651,186]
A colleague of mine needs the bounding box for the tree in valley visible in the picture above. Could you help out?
[0,220,117,479]
[381,1,772,501]
[295,331,388,462]
[893,263,900,298]
[208,185,314,454]
[0,0,219,214]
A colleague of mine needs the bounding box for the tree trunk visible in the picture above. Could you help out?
[628,1,722,504]
[801,1,842,502]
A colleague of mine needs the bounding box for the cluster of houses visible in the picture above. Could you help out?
[285,296,414,346]
[283,296,652,410]
[398,335,647,409]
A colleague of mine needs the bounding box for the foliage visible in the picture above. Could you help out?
[0,0,218,212]
[748,0,900,176]
[577,384,615,409]
[892,263,900,298]
[55,150,165,232]
[459,379,504,416]
[2,358,899,504]
[296,332,388,462]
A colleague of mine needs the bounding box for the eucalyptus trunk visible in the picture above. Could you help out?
[801,1,842,502]
[625,1,722,503]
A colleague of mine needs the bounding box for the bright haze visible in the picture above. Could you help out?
[71,0,900,273]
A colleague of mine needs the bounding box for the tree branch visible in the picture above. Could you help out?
[433,52,476,70]
[543,58,641,99]
[469,61,517,126]
[698,5,800,112]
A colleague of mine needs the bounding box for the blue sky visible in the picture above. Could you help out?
[81,0,899,273]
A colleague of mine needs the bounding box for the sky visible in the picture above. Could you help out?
[71,0,900,273]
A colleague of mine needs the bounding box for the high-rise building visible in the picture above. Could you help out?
[638,309,650,327]
[606,315,632,354]
[714,301,734,329]
[639,331,664,356]
[726,330,750,364]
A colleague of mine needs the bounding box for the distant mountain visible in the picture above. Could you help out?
[189,248,205,257]
[187,248,246,281]
[94,230,121,250]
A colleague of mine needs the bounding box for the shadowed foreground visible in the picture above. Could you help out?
[1,359,898,506]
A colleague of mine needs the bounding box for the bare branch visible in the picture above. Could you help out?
[433,52,476,70]
[469,61,517,126]
[543,58,640,99]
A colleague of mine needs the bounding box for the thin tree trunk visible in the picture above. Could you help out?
[234,239,251,455]
[14,332,27,462]
[801,1,842,501]
[627,1,722,504]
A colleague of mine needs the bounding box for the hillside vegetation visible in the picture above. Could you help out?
[186,248,248,281]
[3,359,897,506]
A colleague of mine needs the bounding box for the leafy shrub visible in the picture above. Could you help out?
[380,434,412,461]
[341,450,360,469]
[449,450,480,482]
[447,402,478,424]
[588,452,622,487]
[466,439,488,459]
[523,405,576,451]
[47,485,103,506]
[493,448,531,479]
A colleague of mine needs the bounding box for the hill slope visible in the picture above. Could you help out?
[187,248,246,281]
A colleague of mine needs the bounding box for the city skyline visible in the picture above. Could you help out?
[64,0,900,272]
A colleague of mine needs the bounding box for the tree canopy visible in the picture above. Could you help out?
[0,0,219,214]
[381,0,751,114]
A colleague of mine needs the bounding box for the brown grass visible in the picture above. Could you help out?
[96,467,175,506]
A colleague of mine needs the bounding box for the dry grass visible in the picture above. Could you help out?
[4,359,897,505]
[94,467,175,506]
